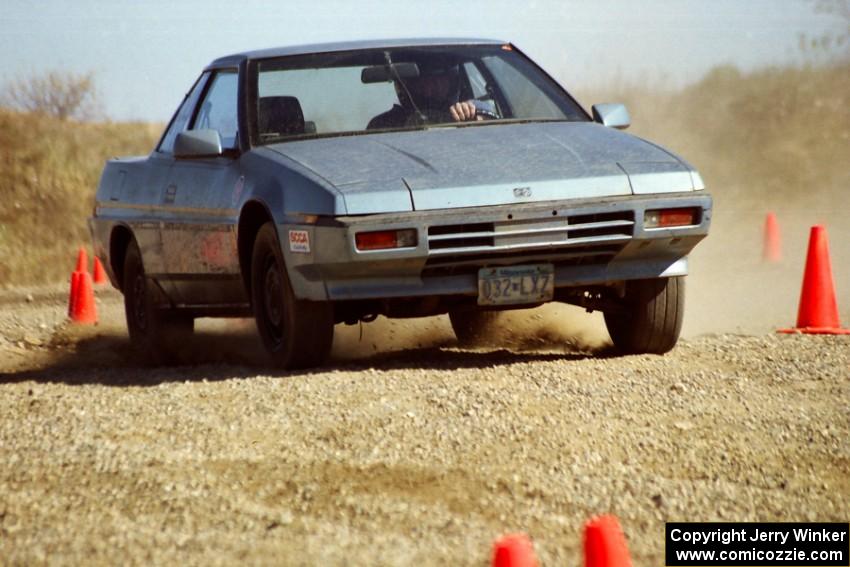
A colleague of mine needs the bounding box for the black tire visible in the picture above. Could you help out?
[251,223,333,369]
[449,308,505,346]
[123,239,193,364]
[604,277,684,355]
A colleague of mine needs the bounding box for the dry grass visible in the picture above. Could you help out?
[0,111,160,286]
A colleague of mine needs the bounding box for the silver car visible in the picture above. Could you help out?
[90,38,712,368]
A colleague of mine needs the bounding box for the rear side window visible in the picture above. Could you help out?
[192,71,239,149]
[157,72,209,154]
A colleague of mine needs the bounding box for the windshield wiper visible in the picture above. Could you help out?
[383,51,427,125]
[438,117,571,130]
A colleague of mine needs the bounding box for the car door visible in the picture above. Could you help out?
[160,69,246,306]
[127,72,210,298]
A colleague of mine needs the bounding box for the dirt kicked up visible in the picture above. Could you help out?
[0,288,848,565]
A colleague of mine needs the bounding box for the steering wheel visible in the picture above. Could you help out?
[472,99,499,120]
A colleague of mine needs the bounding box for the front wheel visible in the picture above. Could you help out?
[251,223,333,369]
[604,277,684,355]
[123,239,193,364]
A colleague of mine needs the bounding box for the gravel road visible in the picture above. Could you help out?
[0,286,848,565]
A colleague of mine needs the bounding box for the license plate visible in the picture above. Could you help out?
[477,264,554,306]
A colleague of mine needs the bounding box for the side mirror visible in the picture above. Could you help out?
[174,129,223,158]
[591,103,631,130]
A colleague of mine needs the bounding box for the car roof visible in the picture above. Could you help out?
[206,37,508,69]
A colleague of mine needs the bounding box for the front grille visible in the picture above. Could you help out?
[428,222,494,236]
[429,234,494,250]
[426,210,634,254]
[422,209,634,277]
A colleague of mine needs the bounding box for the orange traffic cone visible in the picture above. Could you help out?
[762,212,781,263]
[68,248,89,316]
[69,271,97,324]
[75,246,88,273]
[779,225,849,334]
[492,533,539,567]
[584,515,633,567]
[93,256,108,285]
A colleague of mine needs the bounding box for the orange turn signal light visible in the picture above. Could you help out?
[644,207,700,229]
[355,229,417,251]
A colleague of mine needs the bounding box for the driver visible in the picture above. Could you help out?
[367,62,480,129]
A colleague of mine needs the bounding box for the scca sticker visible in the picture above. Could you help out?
[288,229,310,253]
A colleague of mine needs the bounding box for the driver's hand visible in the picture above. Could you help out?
[449,100,481,122]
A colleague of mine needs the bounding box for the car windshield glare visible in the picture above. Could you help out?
[253,44,587,144]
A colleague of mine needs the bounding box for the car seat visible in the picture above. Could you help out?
[258,96,305,136]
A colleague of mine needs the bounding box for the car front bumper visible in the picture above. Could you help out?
[280,193,712,302]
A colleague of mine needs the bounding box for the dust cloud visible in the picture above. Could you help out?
[27,301,608,371]
[685,205,850,336]
[331,303,609,360]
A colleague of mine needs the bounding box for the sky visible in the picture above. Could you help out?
[0,0,844,122]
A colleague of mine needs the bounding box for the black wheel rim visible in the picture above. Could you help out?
[262,253,284,346]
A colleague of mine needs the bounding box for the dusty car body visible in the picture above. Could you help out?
[90,38,712,367]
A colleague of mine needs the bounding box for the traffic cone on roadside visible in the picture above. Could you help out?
[762,212,781,263]
[584,515,633,567]
[67,247,97,324]
[74,246,88,273]
[69,270,97,324]
[93,256,107,285]
[492,533,539,567]
[67,248,88,317]
[779,225,850,335]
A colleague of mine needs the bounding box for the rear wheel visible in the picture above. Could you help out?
[123,239,193,364]
[449,308,505,346]
[604,277,684,354]
[251,223,333,369]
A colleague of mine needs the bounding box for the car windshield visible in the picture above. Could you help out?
[252,44,587,144]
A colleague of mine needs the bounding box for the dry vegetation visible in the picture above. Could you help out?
[0,60,848,288]
[2,71,100,122]
[0,111,160,286]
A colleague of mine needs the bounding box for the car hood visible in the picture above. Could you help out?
[265,122,701,214]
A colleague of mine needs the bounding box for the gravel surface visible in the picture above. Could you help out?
[1,287,848,565]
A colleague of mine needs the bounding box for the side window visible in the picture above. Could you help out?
[157,72,209,154]
[483,56,563,119]
[192,71,239,149]
[463,62,489,99]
